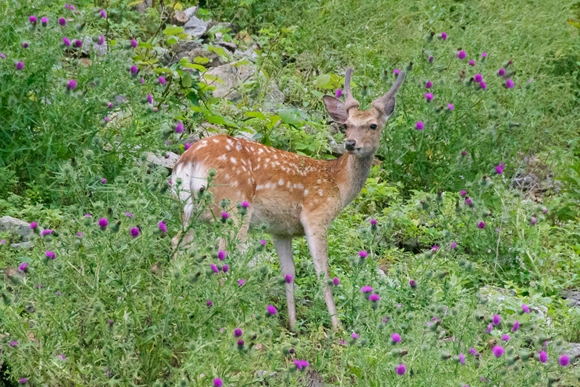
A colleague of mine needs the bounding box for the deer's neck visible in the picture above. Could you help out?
[328,153,374,208]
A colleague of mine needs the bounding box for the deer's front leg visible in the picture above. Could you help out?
[302,220,342,330]
[273,236,296,331]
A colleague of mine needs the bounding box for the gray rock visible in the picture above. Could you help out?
[0,216,32,242]
[183,6,198,19]
[82,36,107,57]
[11,241,35,249]
[565,342,580,358]
[131,0,152,13]
[165,41,223,68]
[184,15,210,38]
[146,151,180,170]
[115,95,128,104]
[563,290,580,308]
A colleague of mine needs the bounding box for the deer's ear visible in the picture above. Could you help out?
[322,96,349,124]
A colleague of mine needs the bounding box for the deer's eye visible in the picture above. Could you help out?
[370,124,378,130]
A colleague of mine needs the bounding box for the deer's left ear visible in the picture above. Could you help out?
[322,96,349,124]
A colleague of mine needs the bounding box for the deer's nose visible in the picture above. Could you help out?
[345,139,356,151]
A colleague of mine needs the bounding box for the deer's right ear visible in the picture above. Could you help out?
[322,96,349,124]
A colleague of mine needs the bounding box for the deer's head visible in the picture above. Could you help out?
[323,68,405,158]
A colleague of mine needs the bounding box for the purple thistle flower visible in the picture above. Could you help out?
[206,300,213,307]
[158,221,167,233]
[358,250,368,258]
[146,94,153,104]
[67,79,77,90]
[41,229,53,237]
[501,334,510,342]
[65,4,69,9]
[409,279,418,288]
[447,103,454,111]
[495,163,505,174]
[240,201,250,208]
[539,351,548,363]
[140,78,145,84]
[370,218,377,226]
[559,355,570,366]
[415,121,424,130]
[465,197,473,206]
[0,239,5,244]
[461,150,467,157]
[237,339,244,347]
[512,320,520,332]
[19,262,29,272]
[9,341,18,347]
[498,68,506,76]
[22,42,29,48]
[457,50,466,60]
[493,314,501,326]
[98,218,108,229]
[234,328,242,337]
[425,80,433,88]
[361,285,373,293]
[46,251,56,260]
[352,332,359,339]
[98,35,105,45]
[395,364,406,375]
[124,212,134,219]
[184,142,191,150]
[505,79,514,88]
[484,323,493,334]
[542,207,548,214]
[100,9,107,19]
[41,17,49,26]
[477,221,485,229]
[266,305,277,315]
[221,212,229,220]
[16,62,24,70]
[130,65,138,75]
[131,39,138,48]
[285,274,293,284]
[0,53,5,59]
[29,15,38,24]
[479,81,487,90]
[440,32,447,40]
[391,333,401,343]
[76,232,83,237]
[431,245,439,252]
[222,264,229,273]
[212,377,223,386]
[175,121,184,133]
[218,250,226,260]
[425,92,434,102]
[237,278,245,286]
[522,304,530,314]
[481,52,488,58]
[468,60,476,66]
[393,68,400,75]
[105,116,111,123]
[369,293,380,302]
[158,76,166,85]
[459,353,465,364]
[459,190,467,197]
[101,178,107,184]
[492,345,504,358]
[58,17,66,26]
[260,239,267,246]
[18,378,27,384]
[428,55,434,62]
[530,217,537,226]
[130,227,140,238]
[294,359,310,371]
[335,89,342,98]
[74,39,82,48]
[30,222,38,230]
[210,263,219,274]
[332,277,340,286]
[474,74,483,83]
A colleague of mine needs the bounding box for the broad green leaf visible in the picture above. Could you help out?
[138,42,153,49]
[245,111,267,120]
[167,36,178,45]
[313,73,333,89]
[128,0,143,6]
[203,73,225,84]
[163,26,185,36]
[278,109,301,125]
[207,45,228,58]
[232,59,251,67]
[181,73,193,88]
[182,63,207,72]
[193,56,210,64]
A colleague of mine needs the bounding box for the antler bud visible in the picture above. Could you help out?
[343,68,360,112]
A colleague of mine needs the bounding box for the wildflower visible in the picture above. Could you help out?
[428,55,434,62]
[501,334,510,342]
[479,81,487,90]
[206,300,213,307]
[240,201,250,208]
[131,39,138,48]
[459,353,465,364]
[9,341,18,347]
[395,364,406,375]
[474,74,483,83]
[76,232,83,237]
[447,103,454,111]
[469,348,480,356]
[130,65,138,75]
[505,79,514,88]
[22,42,29,48]
[0,53,5,59]
[335,89,342,98]
[498,68,506,76]
[459,190,467,197]
[18,378,27,384]
[218,250,226,260]
[158,221,167,233]
[542,207,548,214]
[213,378,223,387]
[361,286,373,293]
[266,305,277,315]
[294,359,310,371]
[98,35,105,45]
[538,351,548,363]
[370,219,377,226]
[351,332,359,339]
[492,345,504,358]
[124,212,134,218]
[425,92,434,102]
[74,39,82,48]
[237,278,245,286]
[260,239,267,246]
[457,50,466,60]
[285,274,293,284]
[425,80,433,88]
[221,212,229,220]
[41,229,53,237]
[46,251,56,260]
[493,314,501,326]
[100,9,107,18]
[184,143,191,150]
[465,197,473,206]
[415,121,424,130]
[41,17,48,26]
[147,94,153,104]
[559,355,570,366]
[440,32,447,40]
[484,323,493,334]
[222,264,229,273]
[19,262,29,272]
[332,277,340,286]
[431,245,439,252]
[289,348,295,354]
[30,222,38,230]
[98,218,108,229]
[0,239,4,244]
[210,264,219,274]
[140,78,145,84]
[101,178,107,184]
[29,15,38,24]
[495,163,505,174]
[158,76,166,85]
[130,227,140,238]
[477,221,485,229]
[16,62,24,70]
[234,328,242,337]
[393,69,400,75]
[67,79,77,90]
[481,52,488,58]
[522,304,530,314]
[58,17,66,26]
[461,150,467,157]
[391,333,401,343]
[237,339,244,347]
[358,250,368,258]
[512,320,520,332]
[468,60,476,66]
[530,217,537,226]
[369,293,380,302]
[409,279,417,288]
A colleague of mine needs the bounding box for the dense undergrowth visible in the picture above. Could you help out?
[1,0,580,385]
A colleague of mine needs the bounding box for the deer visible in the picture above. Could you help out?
[171,68,405,330]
